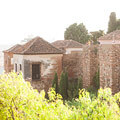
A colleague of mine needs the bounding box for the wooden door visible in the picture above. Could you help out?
[32,64,40,80]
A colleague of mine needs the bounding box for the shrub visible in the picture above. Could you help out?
[0,72,120,120]
[59,72,68,99]
[52,72,59,93]
[68,77,83,100]
[93,69,100,90]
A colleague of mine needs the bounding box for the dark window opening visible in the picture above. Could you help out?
[20,64,22,71]
[15,64,17,72]
[32,64,40,80]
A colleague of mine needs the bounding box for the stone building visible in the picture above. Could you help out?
[12,37,63,91]
[3,44,22,73]
[52,40,83,54]
[3,37,84,91]
[98,30,120,44]
[3,30,120,93]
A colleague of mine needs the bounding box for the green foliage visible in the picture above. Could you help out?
[59,72,68,99]
[77,76,83,90]
[116,19,120,30]
[67,88,120,120]
[64,72,68,98]
[64,23,89,44]
[0,72,120,120]
[107,12,120,33]
[68,77,83,100]
[90,30,104,44]
[67,79,78,100]
[108,12,117,33]
[93,69,100,90]
[52,72,59,93]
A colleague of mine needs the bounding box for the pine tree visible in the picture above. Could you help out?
[107,12,117,33]
[52,72,59,93]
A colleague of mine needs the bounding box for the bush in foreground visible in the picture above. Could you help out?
[0,72,120,120]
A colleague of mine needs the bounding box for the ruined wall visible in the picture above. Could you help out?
[63,45,99,89]
[63,52,83,80]
[4,52,14,73]
[99,44,120,93]
[82,45,99,88]
[14,54,63,92]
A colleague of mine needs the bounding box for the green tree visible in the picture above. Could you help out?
[107,12,117,33]
[64,72,68,98]
[59,72,68,99]
[64,23,89,44]
[52,72,59,93]
[116,19,120,30]
[90,30,104,44]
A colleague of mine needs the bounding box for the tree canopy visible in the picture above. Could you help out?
[107,12,117,33]
[107,12,120,33]
[64,23,89,44]
[90,30,104,44]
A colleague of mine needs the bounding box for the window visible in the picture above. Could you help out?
[20,64,22,71]
[32,64,40,80]
[15,64,17,72]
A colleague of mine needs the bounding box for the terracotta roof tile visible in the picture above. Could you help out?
[15,37,63,54]
[98,30,120,40]
[52,40,83,51]
[3,44,22,53]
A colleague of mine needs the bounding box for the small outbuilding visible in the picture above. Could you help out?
[98,30,120,44]
[52,40,83,54]
[13,37,63,91]
[3,44,22,73]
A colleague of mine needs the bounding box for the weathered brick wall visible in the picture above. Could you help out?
[63,52,83,80]
[99,44,120,93]
[22,54,63,92]
[4,52,14,73]
[82,45,99,88]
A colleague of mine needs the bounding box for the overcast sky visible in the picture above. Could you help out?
[0,0,120,45]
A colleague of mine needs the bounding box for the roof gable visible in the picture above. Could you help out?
[3,44,22,53]
[98,30,120,40]
[52,40,83,50]
[15,37,63,54]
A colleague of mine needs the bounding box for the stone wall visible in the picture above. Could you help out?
[63,52,83,80]
[14,54,63,92]
[99,44,120,93]
[63,45,99,89]
[82,45,99,88]
[4,52,14,73]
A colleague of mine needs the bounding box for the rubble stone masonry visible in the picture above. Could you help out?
[99,44,120,93]
[4,52,14,73]
[82,45,99,88]
[63,52,83,80]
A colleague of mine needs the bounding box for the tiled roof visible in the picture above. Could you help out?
[3,44,22,53]
[98,30,120,40]
[15,37,63,54]
[52,40,83,51]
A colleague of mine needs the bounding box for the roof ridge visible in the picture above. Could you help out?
[3,44,21,52]
[41,38,63,52]
[21,37,38,54]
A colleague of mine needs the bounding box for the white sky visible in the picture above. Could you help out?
[0,0,120,45]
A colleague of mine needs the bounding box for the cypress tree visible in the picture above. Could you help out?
[59,72,65,99]
[59,72,68,99]
[52,72,59,93]
[107,12,117,33]
[64,72,68,98]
